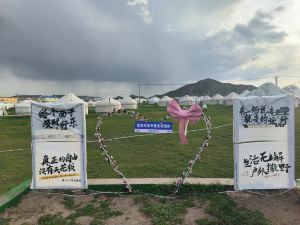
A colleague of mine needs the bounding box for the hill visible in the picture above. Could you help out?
[164,78,256,97]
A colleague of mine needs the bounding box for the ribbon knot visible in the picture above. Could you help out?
[167,99,203,144]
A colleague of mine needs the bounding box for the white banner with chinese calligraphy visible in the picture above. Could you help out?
[233,95,295,190]
[31,102,87,189]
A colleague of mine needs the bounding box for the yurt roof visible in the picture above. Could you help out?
[246,83,290,97]
[283,85,300,98]
[160,96,172,101]
[58,93,86,103]
[16,100,33,107]
[213,94,223,100]
[283,84,299,91]
[202,95,211,100]
[95,96,121,106]
[225,92,239,99]
[119,97,137,104]
[239,90,250,97]
[180,95,195,101]
[149,96,160,100]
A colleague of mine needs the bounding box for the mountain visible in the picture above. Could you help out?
[129,94,147,99]
[163,78,256,97]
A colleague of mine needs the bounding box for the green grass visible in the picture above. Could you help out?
[135,195,194,225]
[63,196,76,210]
[0,104,299,194]
[67,200,122,225]
[196,194,271,225]
[37,198,122,225]
[38,214,71,225]
[0,218,10,225]
[134,193,271,225]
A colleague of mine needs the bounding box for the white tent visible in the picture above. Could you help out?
[158,96,172,107]
[204,94,223,105]
[148,96,160,104]
[195,96,202,103]
[283,85,300,98]
[246,83,289,97]
[95,97,122,113]
[283,85,300,108]
[119,97,137,109]
[246,83,296,108]
[0,102,6,111]
[140,98,147,103]
[58,93,89,115]
[179,95,195,106]
[213,94,223,100]
[224,92,239,105]
[87,100,96,107]
[0,104,4,116]
[15,100,33,115]
[239,90,250,97]
[133,98,147,104]
[202,95,215,105]
[0,102,14,110]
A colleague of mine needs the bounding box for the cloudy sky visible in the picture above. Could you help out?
[0,0,299,97]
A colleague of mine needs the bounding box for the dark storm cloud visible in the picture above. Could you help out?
[185,8,287,80]
[0,0,287,84]
[234,10,286,44]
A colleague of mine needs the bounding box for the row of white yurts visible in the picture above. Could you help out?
[0,102,15,116]
[94,96,138,112]
[8,83,300,116]
[13,93,89,116]
[152,83,300,107]
[246,83,299,108]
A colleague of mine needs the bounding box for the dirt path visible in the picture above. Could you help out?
[228,189,300,225]
[0,190,299,225]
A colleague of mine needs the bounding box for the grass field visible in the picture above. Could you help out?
[0,104,299,194]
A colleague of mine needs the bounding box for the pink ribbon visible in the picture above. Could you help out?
[167,100,203,144]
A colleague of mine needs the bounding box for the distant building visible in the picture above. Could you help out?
[0,97,17,104]
[37,96,58,102]
[13,95,41,102]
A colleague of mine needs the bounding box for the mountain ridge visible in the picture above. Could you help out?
[163,78,256,97]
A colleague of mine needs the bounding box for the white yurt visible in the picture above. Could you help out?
[0,104,4,116]
[138,98,147,103]
[239,90,250,97]
[119,97,138,109]
[212,94,224,105]
[133,98,147,104]
[7,103,14,109]
[148,96,160,105]
[202,95,213,105]
[179,95,195,106]
[158,96,172,107]
[58,93,89,115]
[283,85,300,108]
[246,82,296,107]
[15,100,33,115]
[246,83,289,97]
[283,85,300,97]
[95,97,122,113]
[87,100,96,107]
[0,102,14,110]
[223,92,239,105]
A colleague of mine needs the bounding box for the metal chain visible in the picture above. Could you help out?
[172,113,212,195]
[95,107,212,195]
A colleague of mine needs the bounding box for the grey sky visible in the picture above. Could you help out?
[0,0,299,97]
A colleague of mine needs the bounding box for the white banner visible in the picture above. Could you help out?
[31,102,87,189]
[233,95,295,190]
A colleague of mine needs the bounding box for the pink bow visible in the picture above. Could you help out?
[167,99,203,144]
